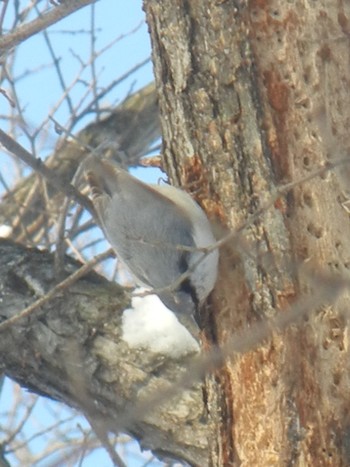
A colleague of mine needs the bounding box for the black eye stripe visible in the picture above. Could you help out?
[177,252,199,307]
[180,278,199,308]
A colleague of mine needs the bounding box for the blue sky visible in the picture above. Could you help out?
[1,0,160,183]
[0,2,172,466]
[15,3,152,123]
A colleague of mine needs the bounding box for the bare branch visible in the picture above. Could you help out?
[0,248,111,333]
[0,128,95,216]
[0,0,96,54]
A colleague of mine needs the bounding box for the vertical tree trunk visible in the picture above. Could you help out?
[144,0,350,465]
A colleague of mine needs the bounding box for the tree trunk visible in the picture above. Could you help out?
[144,0,350,465]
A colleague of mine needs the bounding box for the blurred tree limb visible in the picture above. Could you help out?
[0,239,208,466]
[0,82,160,244]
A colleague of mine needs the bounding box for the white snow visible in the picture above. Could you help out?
[0,224,12,238]
[121,288,200,357]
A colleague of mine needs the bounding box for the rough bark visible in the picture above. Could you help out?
[0,240,208,466]
[144,0,350,465]
[2,1,350,465]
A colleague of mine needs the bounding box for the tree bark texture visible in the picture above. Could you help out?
[0,240,208,466]
[144,0,350,465]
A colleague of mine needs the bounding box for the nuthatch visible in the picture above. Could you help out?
[84,156,218,331]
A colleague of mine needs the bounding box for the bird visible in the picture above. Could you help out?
[84,155,219,335]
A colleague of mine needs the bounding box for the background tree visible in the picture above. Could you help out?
[1,1,350,466]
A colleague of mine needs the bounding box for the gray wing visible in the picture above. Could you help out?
[86,158,195,293]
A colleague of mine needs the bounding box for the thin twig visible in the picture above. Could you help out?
[151,154,350,298]
[34,4,74,116]
[0,249,112,333]
[87,417,127,467]
[75,57,151,123]
[116,270,347,432]
[59,338,128,467]
[0,0,96,53]
[0,128,95,216]
[0,0,9,36]
[89,3,99,120]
